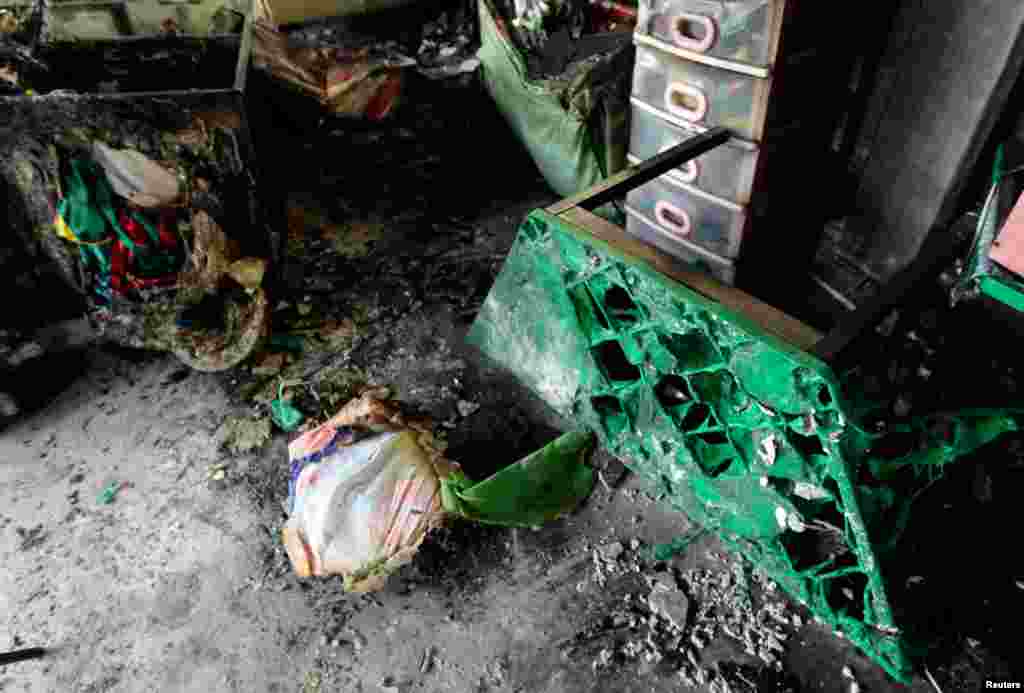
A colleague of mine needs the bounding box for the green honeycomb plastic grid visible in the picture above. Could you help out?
[469,209,1020,682]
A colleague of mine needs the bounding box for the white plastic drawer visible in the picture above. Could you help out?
[632,40,772,141]
[629,99,760,205]
[636,0,784,73]
[625,173,748,259]
[624,206,736,285]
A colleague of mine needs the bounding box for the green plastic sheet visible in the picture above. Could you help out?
[477,0,631,200]
[441,430,596,527]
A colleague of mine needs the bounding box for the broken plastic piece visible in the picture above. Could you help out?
[97,481,123,505]
[270,383,304,432]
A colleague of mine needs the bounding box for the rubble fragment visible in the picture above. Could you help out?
[415,11,480,80]
[646,581,689,631]
[419,646,434,674]
[602,541,624,560]
[456,400,480,418]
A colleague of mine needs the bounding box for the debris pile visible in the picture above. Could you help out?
[252,20,413,121]
[578,542,801,690]
[1,44,275,371]
[253,0,481,120]
[415,10,480,80]
[676,554,798,673]
[589,539,637,587]
[504,0,587,52]
[0,3,41,96]
[491,0,633,80]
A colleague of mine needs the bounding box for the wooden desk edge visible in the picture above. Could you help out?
[557,206,824,354]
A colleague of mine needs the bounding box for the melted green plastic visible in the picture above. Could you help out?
[468,209,1022,682]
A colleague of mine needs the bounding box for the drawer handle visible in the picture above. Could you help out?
[670,13,717,53]
[658,142,700,183]
[678,160,700,184]
[655,201,692,237]
[665,82,707,123]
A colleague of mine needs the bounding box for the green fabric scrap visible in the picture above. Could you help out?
[441,430,596,527]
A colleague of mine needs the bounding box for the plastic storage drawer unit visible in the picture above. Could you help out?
[629,98,760,205]
[632,41,772,141]
[624,206,737,284]
[636,0,784,74]
[625,171,749,259]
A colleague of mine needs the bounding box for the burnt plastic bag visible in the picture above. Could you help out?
[283,429,449,591]
[282,393,596,591]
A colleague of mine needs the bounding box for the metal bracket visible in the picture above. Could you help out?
[547,127,730,215]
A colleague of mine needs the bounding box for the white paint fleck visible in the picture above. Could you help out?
[793,482,828,500]
[775,507,788,529]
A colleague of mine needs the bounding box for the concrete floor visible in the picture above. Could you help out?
[0,349,313,692]
[0,341,958,693]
